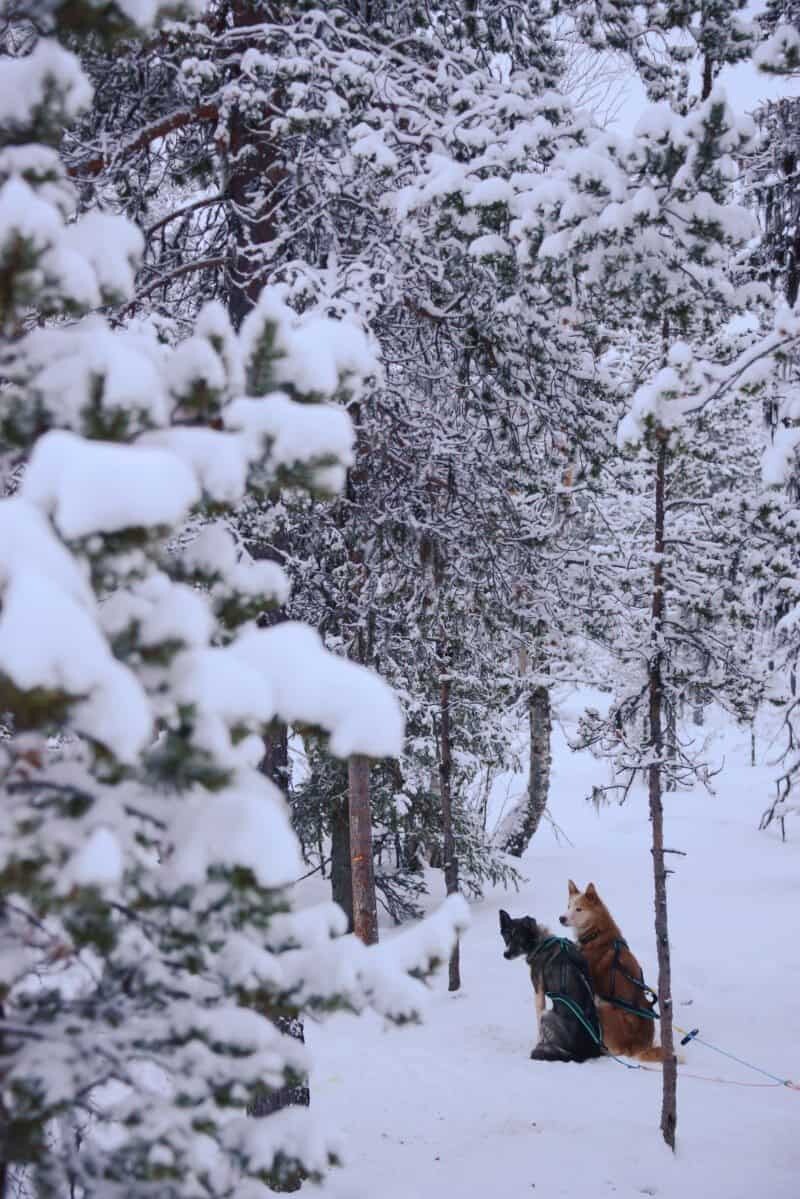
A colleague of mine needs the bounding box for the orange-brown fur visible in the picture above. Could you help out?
[560,880,671,1063]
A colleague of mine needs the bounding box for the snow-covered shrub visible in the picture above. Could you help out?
[0,5,467,1195]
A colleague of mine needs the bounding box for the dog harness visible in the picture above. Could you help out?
[579,933,659,1020]
[529,936,603,1043]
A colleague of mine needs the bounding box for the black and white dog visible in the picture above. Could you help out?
[499,909,603,1063]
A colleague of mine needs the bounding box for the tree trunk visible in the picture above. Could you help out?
[348,755,379,945]
[439,675,461,991]
[247,1014,309,1192]
[261,724,288,792]
[502,684,552,856]
[649,437,678,1151]
[226,0,286,329]
[330,793,354,931]
[224,6,302,1131]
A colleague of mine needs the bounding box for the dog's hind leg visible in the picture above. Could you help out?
[530,1012,577,1063]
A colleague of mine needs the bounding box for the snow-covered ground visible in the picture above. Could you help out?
[307,709,800,1199]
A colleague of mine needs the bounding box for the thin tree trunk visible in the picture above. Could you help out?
[502,684,551,856]
[348,755,379,945]
[0,997,7,1199]
[330,793,354,931]
[439,675,461,991]
[649,437,678,1151]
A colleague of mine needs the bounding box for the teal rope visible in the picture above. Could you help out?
[675,1027,797,1088]
[604,994,659,1020]
[532,936,575,957]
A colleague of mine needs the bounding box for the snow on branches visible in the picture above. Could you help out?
[0,5,465,1195]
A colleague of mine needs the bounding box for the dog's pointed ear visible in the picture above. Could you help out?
[567,879,579,896]
[499,909,511,931]
[585,882,598,900]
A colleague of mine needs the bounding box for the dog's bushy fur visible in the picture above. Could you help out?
[559,881,672,1063]
[499,909,603,1063]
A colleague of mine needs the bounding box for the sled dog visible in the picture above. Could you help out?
[560,881,672,1062]
[499,909,603,1063]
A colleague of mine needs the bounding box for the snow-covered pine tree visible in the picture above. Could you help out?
[504,1,791,1148]
[0,4,468,1195]
[741,0,800,834]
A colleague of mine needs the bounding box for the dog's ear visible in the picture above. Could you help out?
[567,879,579,896]
[499,909,511,932]
[585,882,598,900]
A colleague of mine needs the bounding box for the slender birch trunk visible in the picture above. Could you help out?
[502,684,552,856]
[649,436,678,1150]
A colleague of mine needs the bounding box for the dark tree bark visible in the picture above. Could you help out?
[348,754,379,945]
[439,675,461,991]
[261,724,289,791]
[502,684,552,856]
[247,1014,309,1192]
[223,2,305,1130]
[248,1016,309,1118]
[330,792,354,931]
[226,0,287,329]
[649,436,678,1151]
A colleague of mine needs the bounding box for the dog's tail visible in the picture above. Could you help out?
[635,1045,685,1064]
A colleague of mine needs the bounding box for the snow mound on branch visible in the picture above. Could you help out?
[754,24,800,73]
[166,773,303,889]
[239,287,378,399]
[165,336,226,400]
[195,300,244,394]
[0,176,61,253]
[278,894,470,1021]
[100,573,214,650]
[469,233,512,257]
[0,498,92,607]
[171,645,275,762]
[24,321,167,430]
[287,317,376,396]
[22,430,200,537]
[0,40,92,131]
[61,213,143,302]
[0,567,151,761]
[225,394,355,473]
[223,1108,340,1183]
[229,558,291,604]
[139,428,249,505]
[68,827,124,888]
[232,622,404,758]
[182,523,239,576]
[0,180,142,308]
[360,893,471,1018]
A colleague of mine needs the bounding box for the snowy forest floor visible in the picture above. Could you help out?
[304,705,800,1199]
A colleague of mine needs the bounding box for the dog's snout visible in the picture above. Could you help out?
[558,915,567,926]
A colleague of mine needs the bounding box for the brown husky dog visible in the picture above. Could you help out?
[560,880,672,1062]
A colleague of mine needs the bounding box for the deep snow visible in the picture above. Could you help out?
[306,709,800,1199]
